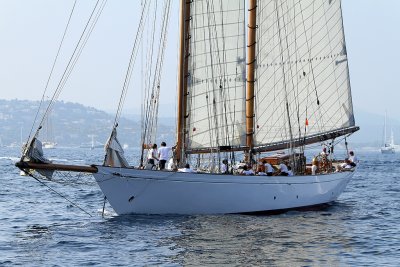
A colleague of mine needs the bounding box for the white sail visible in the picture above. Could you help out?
[254,0,355,148]
[186,0,247,151]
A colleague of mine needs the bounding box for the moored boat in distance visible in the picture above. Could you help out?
[381,112,395,154]
[42,141,57,149]
[16,0,359,215]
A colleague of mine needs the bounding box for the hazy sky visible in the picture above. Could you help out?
[0,0,399,120]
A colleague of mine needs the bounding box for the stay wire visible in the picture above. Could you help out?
[32,0,106,149]
[52,0,108,113]
[140,0,172,165]
[113,0,149,129]
[25,0,77,153]
[26,171,92,217]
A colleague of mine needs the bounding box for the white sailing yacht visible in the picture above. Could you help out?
[381,112,395,154]
[17,0,359,215]
[42,107,57,149]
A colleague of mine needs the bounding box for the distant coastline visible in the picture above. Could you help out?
[0,99,175,148]
[0,98,397,150]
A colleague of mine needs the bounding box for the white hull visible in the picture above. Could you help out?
[93,166,354,215]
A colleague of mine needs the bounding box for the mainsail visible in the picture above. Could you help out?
[185,0,247,152]
[253,0,356,151]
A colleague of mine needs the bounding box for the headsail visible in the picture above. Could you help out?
[184,0,247,153]
[253,0,356,150]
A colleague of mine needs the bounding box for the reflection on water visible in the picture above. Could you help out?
[168,210,353,266]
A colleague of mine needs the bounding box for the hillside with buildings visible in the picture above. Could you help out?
[0,99,175,148]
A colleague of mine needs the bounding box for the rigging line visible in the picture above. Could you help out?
[291,0,305,151]
[140,0,171,164]
[26,172,92,217]
[143,2,164,156]
[54,0,108,104]
[142,0,157,147]
[151,0,172,138]
[113,0,149,128]
[25,0,77,153]
[208,0,238,153]
[141,0,171,153]
[35,0,106,142]
[280,0,302,145]
[194,1,215,156]
[200,0,214,150]
[205,0,221,160]
[230,0,245,151]
[209,0,224,162]
[231,0,246,147]
[283,0,304,150]
[274,0,294,150]
[44,0,105,116]
[290,0,319,140]
[147,0,169,143]
[220,0,242,149]
[302,1,324,131]
[139,1,149,165]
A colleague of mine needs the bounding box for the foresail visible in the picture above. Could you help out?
[185,0,247,151]
[254,0,355,148]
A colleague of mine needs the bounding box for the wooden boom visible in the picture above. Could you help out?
[16,161,98,173]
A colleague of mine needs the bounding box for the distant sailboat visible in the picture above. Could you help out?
[42,107,57,149]
[381,112,395,154]
[80,135,103,149]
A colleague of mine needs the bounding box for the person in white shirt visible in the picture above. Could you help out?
[242,165,255,176]
[348,151,358,167]
[341,158,353,169]
[220,159,228,174]
[279,162,289,176]
[263,161,274,176]
[178,163,196,173]
[147,144,158,169]
[158,142,172,170]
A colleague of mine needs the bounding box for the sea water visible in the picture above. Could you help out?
[0,147,399,266]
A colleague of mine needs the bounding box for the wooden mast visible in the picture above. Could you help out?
[246,0,257,159]
[176,0,191,165]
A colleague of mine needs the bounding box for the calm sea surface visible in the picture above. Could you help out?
[0,147,399,266]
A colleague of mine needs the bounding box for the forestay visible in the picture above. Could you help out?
[254,0,355,149]
[186,0,247,151]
